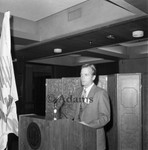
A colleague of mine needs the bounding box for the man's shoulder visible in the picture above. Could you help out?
[93,84,107,94]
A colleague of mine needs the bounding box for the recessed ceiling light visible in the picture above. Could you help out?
[54,48,62,53]
[132,30,144,38]
[89,41,93,45]
[106,35,115,39]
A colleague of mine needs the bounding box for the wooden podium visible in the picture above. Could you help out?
[19,114,96,150]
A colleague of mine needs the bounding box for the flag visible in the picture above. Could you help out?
[0,11,18,150]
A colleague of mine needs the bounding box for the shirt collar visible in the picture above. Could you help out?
[83,83,94,97]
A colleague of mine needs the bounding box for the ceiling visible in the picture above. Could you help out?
[0,0,148,66]
[0,0,87,21]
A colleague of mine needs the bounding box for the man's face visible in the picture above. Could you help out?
[80,67,96,88]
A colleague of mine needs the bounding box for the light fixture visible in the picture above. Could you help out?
[106,34,115,39]
[132,30,144,38]
[54,48,62,53]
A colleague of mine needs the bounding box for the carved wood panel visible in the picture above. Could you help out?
[45,78,81,120]
[45,79,62,120]
[97,75,108,91]
[117,74,141,150]
[98,74,142,150]
[61,77,81,119]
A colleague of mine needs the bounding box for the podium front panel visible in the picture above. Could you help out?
[19,115,47,150]
[19,115,96,150]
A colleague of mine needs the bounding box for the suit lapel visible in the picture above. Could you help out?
[76,85,97,121]
[87,84,97,100]
[82,84,97,110]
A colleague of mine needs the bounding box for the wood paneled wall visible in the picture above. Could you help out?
[119,58,148,73]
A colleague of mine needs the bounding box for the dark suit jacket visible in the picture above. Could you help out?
[73,84,110,150]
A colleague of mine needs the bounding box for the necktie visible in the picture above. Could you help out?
[78,88,86,121]
[82,88,87,98]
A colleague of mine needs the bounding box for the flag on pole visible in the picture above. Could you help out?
[0,11,18,150]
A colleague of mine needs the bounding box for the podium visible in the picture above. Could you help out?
[19,114,96,150]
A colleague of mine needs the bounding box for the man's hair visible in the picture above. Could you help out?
[81,64,96,75]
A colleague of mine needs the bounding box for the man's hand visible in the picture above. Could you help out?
[80,121,90,127]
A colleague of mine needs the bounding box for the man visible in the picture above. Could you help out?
[73,64,110,150]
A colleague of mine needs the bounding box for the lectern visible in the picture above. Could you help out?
[19,114,96,150]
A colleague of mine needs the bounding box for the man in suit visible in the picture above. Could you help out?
[73,64,110,150]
